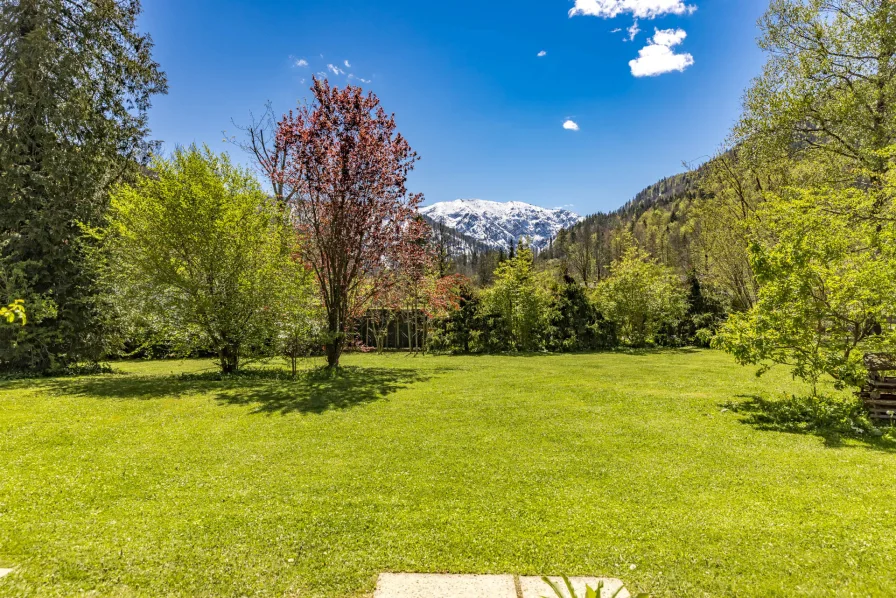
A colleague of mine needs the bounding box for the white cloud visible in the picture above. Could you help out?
[629,27,694,77]
[563,119,580,131]
[611,27,622,33]
[627,20,640,41]
[344,60,351,68]
[327,63,345,75]
[348,74,372,84]
[651,27,687,46]
[537,50,547,57]
[291,57,309,67]
[569,0,696,19]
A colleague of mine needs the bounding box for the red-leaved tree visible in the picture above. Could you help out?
[276,78,430,367]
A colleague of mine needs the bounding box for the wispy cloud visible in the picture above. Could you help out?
[291,56,309,67]
[537,50,547,57]
[627,20,641,41]
[569,0,696,19]
[629,28,694,77]
[563,119,580,131]
[348,74,373,84]
[344,60,351,68]
[327,63,345,75]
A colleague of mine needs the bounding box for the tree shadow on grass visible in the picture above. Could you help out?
[213,366,432,415]
[723,394,896,453]
[32,366,434,415]
[431,347,705,359]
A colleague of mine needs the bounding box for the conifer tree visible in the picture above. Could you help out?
[0,0,166,371]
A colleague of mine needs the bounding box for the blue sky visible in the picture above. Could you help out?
[140,0,769,216]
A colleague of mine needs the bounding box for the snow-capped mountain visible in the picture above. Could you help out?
[420,199,582,252]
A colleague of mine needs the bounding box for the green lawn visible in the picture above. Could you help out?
[1,351,895,597]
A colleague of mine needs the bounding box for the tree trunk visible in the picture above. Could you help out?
[325,341,342,368]
[325,304,344,368]
[219,344,239,374]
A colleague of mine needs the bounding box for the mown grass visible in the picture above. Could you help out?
[1,350,894,597]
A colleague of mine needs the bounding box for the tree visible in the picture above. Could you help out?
[272,254,324,377]
[738,0,896,183]
[0,0,166,372]
[276,78,430,368]
[714,175,896,393]
[594,245,687,347]
[548,273,615,351]
[480,243,553,351]
[568,229,594,285]
[229,102,295,203]
[428,281,479,353]
[95,146,296,374]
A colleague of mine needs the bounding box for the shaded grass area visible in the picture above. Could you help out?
[1,351,896,597]
[724,392,896,449]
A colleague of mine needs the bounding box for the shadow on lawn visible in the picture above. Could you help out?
[213,366,431,415]
[725,394,896,452]
[436,347,704,359]
[36,366,432,415]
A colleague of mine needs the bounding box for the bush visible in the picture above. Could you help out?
[593,246,687,347]
[479,244,554,351]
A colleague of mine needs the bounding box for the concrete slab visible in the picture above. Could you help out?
[374,573,517,598]
[519,576,630,598]
[0,568,13,579]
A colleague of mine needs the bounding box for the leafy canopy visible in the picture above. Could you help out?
[593,243,687,347]
[480,243,553,351]
[715,162,896,391]
[95,145,300,373]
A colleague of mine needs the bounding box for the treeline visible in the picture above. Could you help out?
[429,241,724,354]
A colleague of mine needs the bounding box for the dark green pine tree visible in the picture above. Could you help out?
[0,0,166,371]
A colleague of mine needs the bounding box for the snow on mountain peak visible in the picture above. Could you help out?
[420,199,582,251]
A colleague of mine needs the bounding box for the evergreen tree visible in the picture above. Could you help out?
[549,273,615,351]
[0,0,166,371]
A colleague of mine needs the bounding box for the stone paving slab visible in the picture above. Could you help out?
[374,573,517,598]
[519,576,629,598]
[0,568,13,579]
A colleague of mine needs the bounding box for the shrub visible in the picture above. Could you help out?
[593,246,687,347]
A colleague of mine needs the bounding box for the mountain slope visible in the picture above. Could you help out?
[421,214,493,256]
[421,199,582,251]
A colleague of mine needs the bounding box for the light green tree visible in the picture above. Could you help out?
[593,244,687,347]
[738,0,896,183]
[95,145,301,374]
[480,243,553,351]
[714,173,896,393]
[272,256,324,377]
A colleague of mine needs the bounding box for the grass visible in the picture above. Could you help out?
[1,350,895,597]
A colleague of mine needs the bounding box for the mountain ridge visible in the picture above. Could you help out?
[421,199,582,252]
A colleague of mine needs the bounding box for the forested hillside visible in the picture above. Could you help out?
[538,162,710,286]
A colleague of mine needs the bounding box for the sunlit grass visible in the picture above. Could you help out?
[1,350,894,597]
